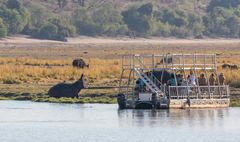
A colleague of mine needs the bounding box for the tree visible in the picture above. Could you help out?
[6,0,22,9]
[39,22,58,39]
[26,2,53,29]
[49,17,75,38]
[188,13,205,37]
[122,3,153,36]
[92,2,127,35]
[204,6,240,37]
[58,0,68,9]
[72,8,100,36]
[0,0,30,34]
[225,16,240,37]
[36,17,75,41]
[160,8,188,27]
[207,0,240,11]
[0,18,7,37]
[138,3,153,16]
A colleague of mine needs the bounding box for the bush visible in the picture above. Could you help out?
[122,4,153,36]
[25,1,53,32]
[34,17,75,41]
[0,0,30,35]
[38,22,58,40]
[72,3,127,36]
[72,8,98,36]
[92,2,128,36]
[171,26,189,38]
[204,6,240,37]
[2,78,21,84]
[207,0,240,11]
[0,18,7,37]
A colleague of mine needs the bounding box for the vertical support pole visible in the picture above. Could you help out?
[172,54,178,99]
[214,54,221,98]
[204,54,211,98]
[122,55,124,69]
[152,54,155,70]
[193,54,200,99]
[182,53,188,99]
[133,55,135,86]
[169,86,171,99]
[119,69,125,94]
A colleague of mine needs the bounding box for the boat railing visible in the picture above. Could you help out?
[168,85,230,99]
[122,54,217,70]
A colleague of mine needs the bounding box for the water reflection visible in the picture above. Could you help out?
[0,101,239,142]
[118,108,229,128]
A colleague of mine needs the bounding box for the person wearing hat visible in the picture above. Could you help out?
[209,73,215,86]
[219,73,225,85]
[198,73,207,86]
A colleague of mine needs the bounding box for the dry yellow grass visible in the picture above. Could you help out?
[0,37,240,96]
[0,58,121,86]
[0,57,239,87]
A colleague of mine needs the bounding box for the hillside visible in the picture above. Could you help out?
[1,0,240,41]
[22,0,210,15]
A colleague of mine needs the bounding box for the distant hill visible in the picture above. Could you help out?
[1,0,240,41]
[21,0,210,16]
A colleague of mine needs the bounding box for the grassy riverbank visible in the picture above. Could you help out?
[1,91,240,107]
[0,37,240,106]
[0,83,240,106]
[0,83,117,104]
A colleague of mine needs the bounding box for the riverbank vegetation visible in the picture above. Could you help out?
[1,0,240,41]
[0,35,240,105]
[0,56,239,105]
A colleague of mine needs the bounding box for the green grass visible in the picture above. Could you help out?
[0,80,239,106]
[0,83,117,104]
[0,92,116,104]
[230,100,240,107]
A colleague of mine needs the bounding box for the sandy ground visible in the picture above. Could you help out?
[0,36,240,59]
[1,35,240,44]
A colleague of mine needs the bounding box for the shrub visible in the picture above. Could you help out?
[35,17,75,41]
[2,78,21,84]
[0,18,7,37]
[122,4,153,36]
[0,0,30,34]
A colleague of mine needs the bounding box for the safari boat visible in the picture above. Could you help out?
[117,54,230,109]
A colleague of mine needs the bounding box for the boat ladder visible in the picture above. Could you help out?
[134,68,164,97]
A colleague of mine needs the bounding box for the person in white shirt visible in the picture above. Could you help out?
[189,70,196,86]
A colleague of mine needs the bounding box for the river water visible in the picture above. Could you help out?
[0,101,239,142]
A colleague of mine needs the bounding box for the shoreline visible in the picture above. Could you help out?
[0,88,239,107]
[1,36,240,45]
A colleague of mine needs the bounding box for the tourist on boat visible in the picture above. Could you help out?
[136,78,145,92]
[198,73,207,86]
[209,73,215,86]
[187,75,191,84]
[167,74,177,97]
[189,70,196,85]
[168,74,177,86]
[219,73,225,85]
[177,74,183,86]
[180,78,189,96]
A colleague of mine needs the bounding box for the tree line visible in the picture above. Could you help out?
[0,0,240,41]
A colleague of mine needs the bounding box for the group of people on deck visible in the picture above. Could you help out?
[166,70,226,97]
[167,70,225,87]
[197,72,225,86]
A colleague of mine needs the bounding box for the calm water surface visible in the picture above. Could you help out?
[0,101,240,142]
